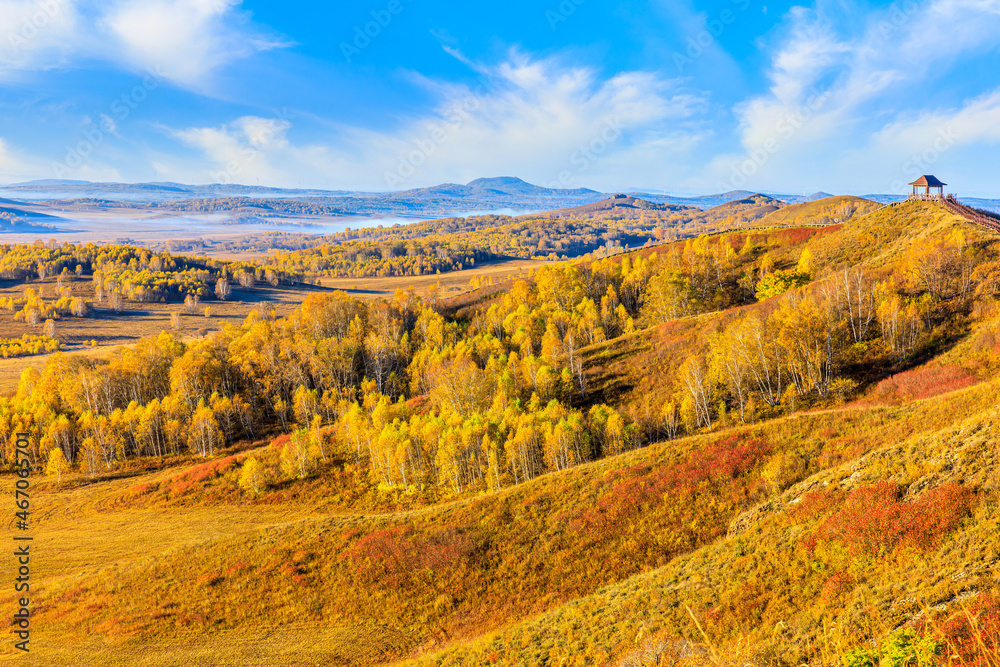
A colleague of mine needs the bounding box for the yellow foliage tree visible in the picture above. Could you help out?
[280,430,315,479]
[238,457,267,495]
[45,447,69,484]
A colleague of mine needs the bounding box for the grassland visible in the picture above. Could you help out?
[316,257,548,300]
[0,277,305,393]
[754,195,882,228]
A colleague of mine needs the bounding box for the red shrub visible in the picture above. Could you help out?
[821,571,856,602]
[930,593,1000,664]
[869,365,978,404]
[343,524,477,588]
[569,435,770,555]
[195,573,222,587]
[168,480,196,497]
[808,482,975,557]
[788,489,840,522]
[167,455,238,488]
[776,227,821,245]
[226,561,250,576]
[187,463,217,484]
[124,482,158,499]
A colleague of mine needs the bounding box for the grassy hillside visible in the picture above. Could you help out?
[1,199,999,665]
[6,366,997,665]
[756,195,882,228]
[404,377,1000,665]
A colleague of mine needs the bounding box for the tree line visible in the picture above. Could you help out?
[8,220,1000,497]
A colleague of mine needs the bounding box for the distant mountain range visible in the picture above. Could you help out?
[0,177,759,222]
[412,177,598,198]
[0,177,770,212]
[4,176,596,200]
[2,177,998,226]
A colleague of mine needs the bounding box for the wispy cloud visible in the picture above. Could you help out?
[167,52,708,190]
[5,1,1000,194]
[706,0,1000,192]
[0,0,84,78]
[0,0,286,88]
[171,115,298,185]
[99,0,290,89]
[873,88,1000,149]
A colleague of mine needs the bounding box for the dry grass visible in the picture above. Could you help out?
[0,465,380,665]
[0,625,413,666]
[0,275,328,393]
[756,195,882,228]
[399,377,1000,666]
[316,257,548,300]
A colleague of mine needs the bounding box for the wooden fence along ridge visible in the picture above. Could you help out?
[939,194,1000,233]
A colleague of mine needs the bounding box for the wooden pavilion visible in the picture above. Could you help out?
[909,175,947,199]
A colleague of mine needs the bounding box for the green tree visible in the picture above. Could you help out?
[756,269,811,300]
[841,628,942,667]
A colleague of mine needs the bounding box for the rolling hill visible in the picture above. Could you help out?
[755,195,882,228]
[540,194,697,219]
[1,198,999,666]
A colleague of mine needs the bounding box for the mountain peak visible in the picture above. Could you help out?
[466,176,530,188]
[464,176,597,196]
[807,191,835,201]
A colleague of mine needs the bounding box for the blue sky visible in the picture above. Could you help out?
[1,0,999,195]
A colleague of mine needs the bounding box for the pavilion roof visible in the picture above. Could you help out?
[909,175,947,187]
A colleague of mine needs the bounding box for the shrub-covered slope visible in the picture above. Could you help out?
[403,379,1000,666]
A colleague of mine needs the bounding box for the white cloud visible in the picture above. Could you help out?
[0,0,83,78]
[892,0,1000,67]
[99,113,118,137]
[831,87,1000,194]
[0,0,285,88]
[0,137,40,183]
[99,0,288,88]
[713,0,1000,192]
[169,53,708,191]
[172,115,295,185]
[873,89,1000,149]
